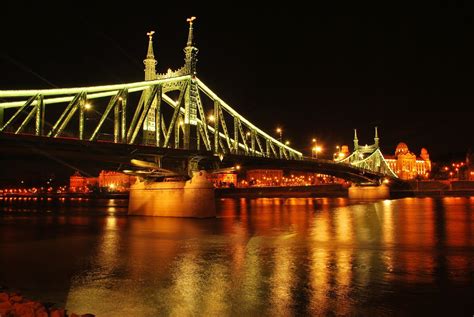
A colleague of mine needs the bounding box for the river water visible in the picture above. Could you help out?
[0,196,473,316]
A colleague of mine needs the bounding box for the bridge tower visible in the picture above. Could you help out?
[374,126,379,148]
[143,31,158,144]
[142,18,200,149]
[183,16,199,150]
[353,129,359,151]
[337,127,398,178]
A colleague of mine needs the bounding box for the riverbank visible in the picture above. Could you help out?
[217,185,474,198]
[216,184,347,198]
[0,290,94,317]
[2,181,474,199]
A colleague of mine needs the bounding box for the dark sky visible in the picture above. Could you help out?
[1,2,474,162]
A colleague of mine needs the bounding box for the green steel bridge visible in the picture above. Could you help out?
[0,17,397,184]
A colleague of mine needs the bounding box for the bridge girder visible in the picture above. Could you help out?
[0,77,303,161]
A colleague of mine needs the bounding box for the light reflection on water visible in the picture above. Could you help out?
[0,197,473,316]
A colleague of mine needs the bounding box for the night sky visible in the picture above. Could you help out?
[1,2,474,163]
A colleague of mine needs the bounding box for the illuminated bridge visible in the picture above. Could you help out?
[0,18,397,184]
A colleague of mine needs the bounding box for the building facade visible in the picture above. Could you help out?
[210,173,238,187]
[69,171,98,192]
[385,143,431,180]
[246,169,283,187]
[98,171,134,192]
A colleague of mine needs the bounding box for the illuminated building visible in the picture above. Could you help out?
[69,171,98,192]
[210,173,237,187]
[98,171,134,192]
[385,143,431,180]
[339,128,430,180]
[340,145,349,157]
[334,145,350,160]
[246,169,283,187]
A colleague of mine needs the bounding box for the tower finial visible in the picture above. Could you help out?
[186,16,196,47]
[374,126,379,145]
[144,30,157,81]
[146,31,156,58]
[353,129,359,151]
[184,17,199,76]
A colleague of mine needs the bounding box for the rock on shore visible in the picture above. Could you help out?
[0,291,94,317]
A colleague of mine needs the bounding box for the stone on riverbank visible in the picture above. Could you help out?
[0,291,94,317]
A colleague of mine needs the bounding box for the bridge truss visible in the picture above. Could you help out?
[0,77,301,160]
[336,128,398,179]
[0,17,302,161]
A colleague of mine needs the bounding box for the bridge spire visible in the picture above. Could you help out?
[144,31,157,81]
[186,16,196,47]
[374,126,379,148]
[353,129,359,151]
[184,17,199,76]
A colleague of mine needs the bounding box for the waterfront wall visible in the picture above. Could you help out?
[216,184,347,198]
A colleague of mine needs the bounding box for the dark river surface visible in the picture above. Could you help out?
[0,196,473,316]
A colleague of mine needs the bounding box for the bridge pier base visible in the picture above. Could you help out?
[348,184,390,200]
[128,171,216,218]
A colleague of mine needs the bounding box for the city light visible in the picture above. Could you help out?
[208,114,215,122]
[311,138,322,159]
[276,128,282,142]
[312,146,322,159]
[84,103,92,110]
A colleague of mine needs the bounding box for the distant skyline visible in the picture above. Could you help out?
[1,3,474,161]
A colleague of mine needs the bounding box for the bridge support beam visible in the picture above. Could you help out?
[155,87,161,146]
[233,117,239,154]
[121,90,128,143]
[175,116,181,148]
[213,100,219,153]
[114,95,120,143]
[1,94,38,133]
[184,79,200,150]
[79,93,86,140]
[251,130,256,156]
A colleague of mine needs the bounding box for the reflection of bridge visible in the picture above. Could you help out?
[0,18,397,184]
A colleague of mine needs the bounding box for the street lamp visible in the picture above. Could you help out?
[285,140,290,146]
[315,146,322,159]
[311,138,320,158]
[276,128,282,142]
[334,145,340,160]
[208,114,215,122]
[312,142,322,159]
